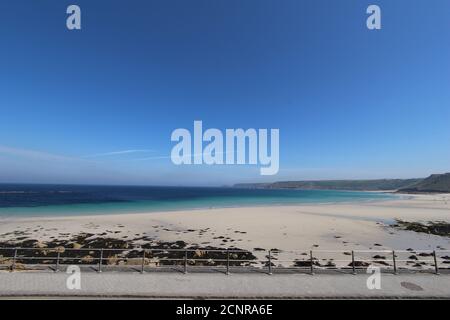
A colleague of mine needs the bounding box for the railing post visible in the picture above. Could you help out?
[226,249,230,275]
[11,248,17,272]
[433,250,440,275]
[392,250,397,275]
[183,250,188,274]
[268,250,272,275]
[55,251,60,272]
[351,251,356,275]
[141,250,145,274]
[98,249,103,273]
[309,250,314,275]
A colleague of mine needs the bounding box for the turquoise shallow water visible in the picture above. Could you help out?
[0,184,396,218]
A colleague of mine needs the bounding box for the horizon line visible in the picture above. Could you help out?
[0,174,439,189]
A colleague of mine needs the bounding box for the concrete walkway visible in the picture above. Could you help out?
[1,270,449,298]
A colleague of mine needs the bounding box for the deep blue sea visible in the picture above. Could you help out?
[0,184,395,218]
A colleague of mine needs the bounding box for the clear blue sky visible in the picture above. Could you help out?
[0,0,449,186]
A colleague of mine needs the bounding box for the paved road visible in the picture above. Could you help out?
[0,270,449,298]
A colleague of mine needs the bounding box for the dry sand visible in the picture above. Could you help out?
[1,193,449,266]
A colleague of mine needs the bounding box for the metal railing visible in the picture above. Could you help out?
[0,247,448,275]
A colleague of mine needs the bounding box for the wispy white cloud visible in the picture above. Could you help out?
[0,145,78,162]
[134,155,171,161]
[82,149,154,158]
[133,151,232,161]
[0,145,157,162]
[0,145,141,185]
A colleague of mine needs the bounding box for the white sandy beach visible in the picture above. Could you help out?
[1,193,449,266]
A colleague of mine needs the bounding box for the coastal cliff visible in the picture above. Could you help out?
[235,173,450,193]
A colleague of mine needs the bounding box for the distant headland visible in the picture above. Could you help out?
[234,173,450,193]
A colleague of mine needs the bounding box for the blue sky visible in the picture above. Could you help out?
[0,0,449,186]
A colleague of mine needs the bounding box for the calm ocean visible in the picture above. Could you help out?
[0,184,395,218]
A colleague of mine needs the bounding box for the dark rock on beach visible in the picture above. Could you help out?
[293,259,321,267]
[0,232,257,268]
[348,261,370,267]
[393,219,450,237]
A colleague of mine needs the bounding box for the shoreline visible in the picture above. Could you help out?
[0,198,394,221]
[3,188,446,222]
[0,194,449,249]
[1,194,450,273]
[0,193,449,270]
[0,190,402,221]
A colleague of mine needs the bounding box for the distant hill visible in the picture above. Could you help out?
[398,173,450,193]
[234,179,421,191]
[234,174,450,193]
